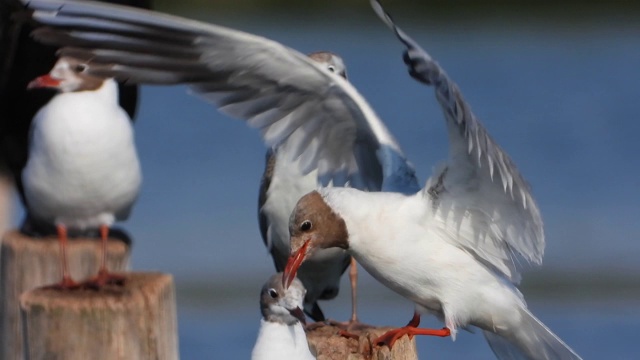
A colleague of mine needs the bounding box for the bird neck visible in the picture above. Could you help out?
[320,188,414,249]
[83,78,119,105]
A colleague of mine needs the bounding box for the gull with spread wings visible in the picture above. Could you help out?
[282,1,581,358]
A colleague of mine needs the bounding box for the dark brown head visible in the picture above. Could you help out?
[27,57,105,92]
[308,51,348,79]
[283,191,349,288]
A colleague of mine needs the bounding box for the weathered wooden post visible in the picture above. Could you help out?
[0,230,130,360]
[0,175,12,237]
[307,325,418,360]
[20,273,178,360]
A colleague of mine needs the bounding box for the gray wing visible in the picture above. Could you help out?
[257,149,285,270]
[372,0,543,283]
[25,0,420,194]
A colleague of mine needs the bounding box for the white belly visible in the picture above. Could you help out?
[22,90,142,229]
[352,228,522,330]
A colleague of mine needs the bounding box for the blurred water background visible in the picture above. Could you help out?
[9,1,640,358]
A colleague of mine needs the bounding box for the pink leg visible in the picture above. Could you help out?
[326,257,373,339]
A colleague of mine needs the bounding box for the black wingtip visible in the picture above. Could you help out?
[370,0,397,35]
[371,0,441,86]
[370,0,412,49]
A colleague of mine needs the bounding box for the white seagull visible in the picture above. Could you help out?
[251,273,315,360]
[22,0,420,321]
[24,56,142,288]
[280,1,581,359]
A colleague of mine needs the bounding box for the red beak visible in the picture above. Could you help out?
[27,74,61,89]
[283,239,311,289]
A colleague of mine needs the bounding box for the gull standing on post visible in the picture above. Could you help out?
[1,0,151,289]
[22,0,420,322]
[252,273,315,360]
[280,1,582,359]
[24,56,141,288]
[1,0,149,234]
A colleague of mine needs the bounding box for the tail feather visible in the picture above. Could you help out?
[484,307,582,360]
[484,331,528,360]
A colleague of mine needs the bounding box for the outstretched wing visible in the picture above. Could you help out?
[25,0,420,194]
[372,0,543,283]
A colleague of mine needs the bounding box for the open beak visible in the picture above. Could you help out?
[282,239,311,289]
[288,306,306,325]
[27,74,60,89]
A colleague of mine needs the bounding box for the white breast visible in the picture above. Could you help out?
[262,149,318,255]
[22,80,142,229]
[251,320,315,360]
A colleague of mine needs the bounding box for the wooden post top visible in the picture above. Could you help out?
[20,272,172,303]
[20,272,179,360]
[307,324,418,360]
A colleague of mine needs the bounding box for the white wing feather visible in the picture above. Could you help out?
[25,0,420,194]
[371,0,544,283]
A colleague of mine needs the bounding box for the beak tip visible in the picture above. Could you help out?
[289,306,307,325]
[26,80,39,90]
[282,239,311,289]
[27,75,59,90]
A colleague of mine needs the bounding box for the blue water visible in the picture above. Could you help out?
[177,299,640,359]
[12,9,640,359]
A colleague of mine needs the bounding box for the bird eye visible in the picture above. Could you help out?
[300,220,312,232]
[74,64,87,73]
[268,288,278,298]
[327,65,336,73]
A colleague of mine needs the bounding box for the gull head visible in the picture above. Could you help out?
[260,273,307,325]
[308,51,347,79]
[283,191,349,288]
[27,57,106,93]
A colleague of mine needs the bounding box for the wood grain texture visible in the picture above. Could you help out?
[307,324,418,360]
[20,272,178,360]
[0,230,130,360]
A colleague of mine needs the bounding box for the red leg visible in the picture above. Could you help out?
[407,311,421,327]
[373,312,450,349]
[99,224,109,276]
[44,225,78,289]
[79,225,125,289]
[349,256,359,323]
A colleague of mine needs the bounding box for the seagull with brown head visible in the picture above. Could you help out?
[24,56,141,289]
[280,1,583,358]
